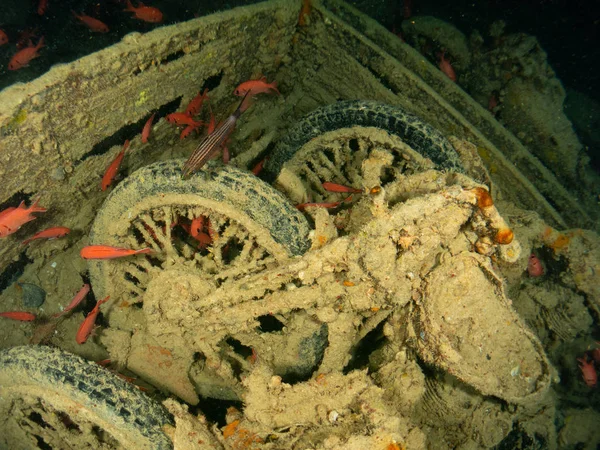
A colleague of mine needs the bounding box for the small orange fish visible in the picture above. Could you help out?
[438,51,456,82]
[76,296,110,344]
[124,0,163,23]
[190,216,204,238]
[185,88,209,117]
[234,77,280,97]
[180,120,205,140]
[73,11,109,33]
[180,124,197,140]
[0,311,36,321]
[251,157,267,175]
[101,140,129,191]
[80,244,153,259]
[186,216,212,247]
[22,226,70,245]
[0,29,8,46]
[53,283,90,318]
[207,104,216,134]
[38,0,48,16]
[141,113,156,143]
[166,112,202,126]
[0,198,47,238]
[322,182,362,193]
[8,36,44,71]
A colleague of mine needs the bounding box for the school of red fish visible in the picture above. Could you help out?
[1,0,164,71]
[0,77,287,351]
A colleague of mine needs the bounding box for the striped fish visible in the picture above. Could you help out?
[181,93,252,179]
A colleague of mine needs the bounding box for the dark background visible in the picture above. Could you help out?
[0,0,598,100]
[353,0,599,103]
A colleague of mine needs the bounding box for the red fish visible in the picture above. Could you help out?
[0,198,47,238]
[53,284,90,318]
[38,0,48,16]
[124,0,163,23]
[438,51,456,82]
[577,357,597,387]
[101,140,129,191]
[206,104,216,134]
[0,29,8,46]
[166,112,202,127]
[22,226,71,245]
[322,182,362,193]
[0,311,36,321]
[527,253,544,277]
[80,245,153,259]
[185,88,209,117]
[187,216,212,247]
[234,77,280,97]
[180,124,199,140]
[76,296,110,344]
[251,156,267,175]
[8,37,44,71]
[141,113,156,143]
[190,216,204,238]
[73,11,110,33]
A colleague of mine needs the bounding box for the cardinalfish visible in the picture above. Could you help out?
[76,296,110,344]
[8,37,44,71]
[0,198,46,238]
[233,77,280,97]
[72,11,109,33]
[322,182,363,194]
[181,93,252,179]
[124,0,163,23]
[80,245,153,259]
[22,226,70,245]
[53,284,90,318]
[101,140,129,191]
[141,113,156,143]
[0,311,36,321]
[185,88,209,117]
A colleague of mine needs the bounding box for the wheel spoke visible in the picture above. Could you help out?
[133,217,163,252]
[317,150,349,184]
[300,162,328,199]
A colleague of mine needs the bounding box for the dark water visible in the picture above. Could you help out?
[0,0,262,91]
[3,0,597,95]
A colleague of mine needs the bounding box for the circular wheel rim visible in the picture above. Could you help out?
[87,160,311,304]
[273,126,434,205]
